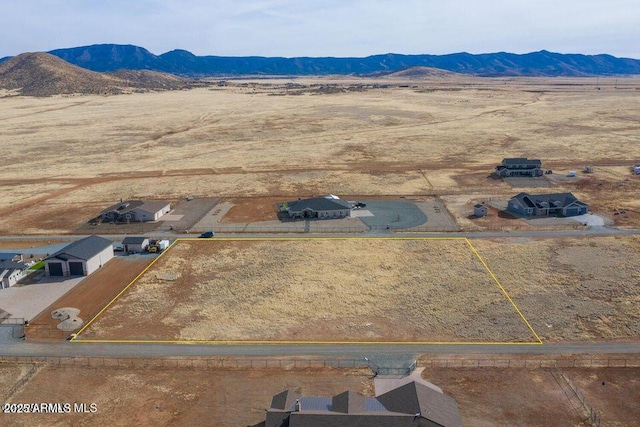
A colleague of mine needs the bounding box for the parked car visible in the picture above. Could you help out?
[199,231,215,238]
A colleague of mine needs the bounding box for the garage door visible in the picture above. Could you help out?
[69,262,84,276]
[48,263,63,276]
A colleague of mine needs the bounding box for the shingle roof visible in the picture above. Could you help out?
[377,382,463,427]
[286,197,351,213]
[122,236,148,245]
[511,192,587,209]
[502,157,542,167]
[100,200,169,216]
[0,260,27,271]
[47,235,113,261]
[267,381,461,427]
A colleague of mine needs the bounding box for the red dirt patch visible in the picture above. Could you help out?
[26,257,151,340]
[220,197,281,222]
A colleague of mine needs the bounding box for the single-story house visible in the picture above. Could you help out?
[507,192,589,217]
[0,260,28,289]
[473,204,487,217]
[122,236,149,253]
[265,380,462,427]
[281,197,352,219]
[45,235,114,277]
[495,158,543,178]
[100,200,171,222]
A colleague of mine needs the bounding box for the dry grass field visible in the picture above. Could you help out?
[473,236,640,342]
[0,76,639,233]
[2,361,639,426]
[80,238,537,343]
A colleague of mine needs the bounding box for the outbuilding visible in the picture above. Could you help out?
[473,204,488,217]
[45,235,114,277]
[122,237,150,253]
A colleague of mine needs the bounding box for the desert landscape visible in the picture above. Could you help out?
[1,72,640,426]
[80,238,537,343]
[0,76,639,233]
[2,359,639,426]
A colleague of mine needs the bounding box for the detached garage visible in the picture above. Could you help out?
[45,235,114,277]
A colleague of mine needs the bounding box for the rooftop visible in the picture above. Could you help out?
[285,197,351,212]
[47,235,113,261]
[100,200,170,215]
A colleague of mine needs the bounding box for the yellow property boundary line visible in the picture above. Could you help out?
[72,237,543,345]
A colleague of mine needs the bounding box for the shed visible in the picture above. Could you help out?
[122,236,149,253]
[45,235,113,277]
[473,204,487,217]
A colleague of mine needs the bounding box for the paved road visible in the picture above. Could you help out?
[1,333,640,359]
[1,225,639,245]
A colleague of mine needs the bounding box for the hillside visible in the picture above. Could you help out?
[44,44,640,77]
[0,52,200,96]
[376,66,459,78]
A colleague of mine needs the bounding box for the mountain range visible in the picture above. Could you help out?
[2,44,640,77]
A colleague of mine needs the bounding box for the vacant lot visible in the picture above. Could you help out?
[81,238,536,343]
[0,77,638,233]
[473,236,640,342]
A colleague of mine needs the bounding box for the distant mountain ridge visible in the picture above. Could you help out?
[0,52,199,96]
[3,44,640,77]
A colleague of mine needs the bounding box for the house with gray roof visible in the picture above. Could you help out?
[45,235,114,277]
[280,197,352,220]
[495,158,543,178]
[265,380,462,427]
[100,200,171,222]
[508,192,589,217]
[0,260,28,289]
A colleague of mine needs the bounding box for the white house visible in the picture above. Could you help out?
[122,236,149,253]
[45,235,114,277]
[0,261,28,289]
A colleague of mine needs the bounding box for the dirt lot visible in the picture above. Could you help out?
[0,78,638,233]
[26,257,151,340]
[1,364,371,427]
[473,236,640,342]
[424,366,640,427]
[81,238,536,343]
[2,362,639,426]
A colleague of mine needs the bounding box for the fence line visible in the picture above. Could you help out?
[4,364,40,401]
[1,356,639,371]
[559,371,601,427]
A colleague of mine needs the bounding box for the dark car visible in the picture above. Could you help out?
[199,231,214,238]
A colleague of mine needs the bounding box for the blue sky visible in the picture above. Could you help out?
[2,0,639,58]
